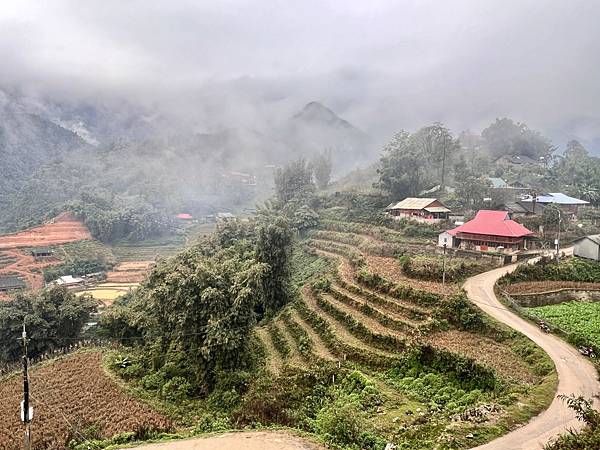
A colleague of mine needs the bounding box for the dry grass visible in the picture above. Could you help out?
[0,351,172,450]
[365,255,459,295]
[425,330,536,384]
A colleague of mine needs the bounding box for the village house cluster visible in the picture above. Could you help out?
[385,190,591,256]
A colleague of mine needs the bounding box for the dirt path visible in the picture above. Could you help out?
[126,431,325,450]
[464,248,600,450]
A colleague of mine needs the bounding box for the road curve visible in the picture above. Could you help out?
[464,254,599,450]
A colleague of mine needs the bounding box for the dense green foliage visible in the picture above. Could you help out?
[274,158,315,205]
[256,218,294,316]
[376,125,460,199]
[68,191,173,242]
[501,257,600,284]
[0,287,97,364]
[551,140,600,205]
[43,257,112,282]
[101,217,293,395]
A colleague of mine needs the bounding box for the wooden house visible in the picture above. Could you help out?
[0,276,26,292]
[440,210,533,253]
[385,198,451,223]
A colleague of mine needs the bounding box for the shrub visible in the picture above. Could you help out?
[161,376,193,402]
[314,400,364,449]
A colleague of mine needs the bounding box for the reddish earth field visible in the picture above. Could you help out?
[0,213,91,300]
[0,212,91,250]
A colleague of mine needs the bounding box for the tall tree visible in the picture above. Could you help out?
[255,217,293,317]
[131,243,268,392]
[312,149,333,190]
[376,131,429,199]
[273,158,315,205]
[481,118,554,159]
[412,123,459,191]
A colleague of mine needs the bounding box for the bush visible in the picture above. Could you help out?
[161,376,193,402]
[314,400,364,449]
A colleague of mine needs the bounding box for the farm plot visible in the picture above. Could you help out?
[105,260,154,283]
[77,282,138,306]
[0,212,91,250]
[528,301,600,349]
[254,222,556,449]
[0,351,172,449]
[507,280,600,295]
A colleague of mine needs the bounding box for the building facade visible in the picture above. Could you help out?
[386,198,451,223]
[574,235,600,261]
[440,210,533,253]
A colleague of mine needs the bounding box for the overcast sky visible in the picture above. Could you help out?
[1,0,599,148]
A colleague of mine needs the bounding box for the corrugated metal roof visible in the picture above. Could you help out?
[488,177,509,188]
[424,206,451,213]
[389,198,438,210]
[0,276,26,289]
[575,234,600,245]
[522,193,589,205]
[447,210,533,238]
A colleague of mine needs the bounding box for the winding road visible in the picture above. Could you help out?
[464,250,600,450]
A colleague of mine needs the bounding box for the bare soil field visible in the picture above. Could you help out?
[105,260,154,283]
[506,280,600,295]
[0,212,91,250]
[426,330,535,383]
[365,254,460,295]
[0,351,172,450]
[0,249,58,300]
[0,214,92,300]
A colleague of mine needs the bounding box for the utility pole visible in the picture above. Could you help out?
[21,323,32,450]
[442,240,447,286]
[555,208,561,263]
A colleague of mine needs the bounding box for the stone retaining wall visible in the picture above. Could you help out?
[509,288,600,307]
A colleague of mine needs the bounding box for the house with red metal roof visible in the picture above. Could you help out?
[438,210,534,253]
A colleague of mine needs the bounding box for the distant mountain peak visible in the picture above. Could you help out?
[293,101,353,129]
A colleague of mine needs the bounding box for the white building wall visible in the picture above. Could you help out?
[574,239,600,261]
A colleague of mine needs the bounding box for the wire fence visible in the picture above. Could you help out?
[0,340,120,378]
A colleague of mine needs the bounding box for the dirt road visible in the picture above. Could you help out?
[123,431,325,450]
[464,251,600,450]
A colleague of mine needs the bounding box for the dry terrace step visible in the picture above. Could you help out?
[299,287,398,359]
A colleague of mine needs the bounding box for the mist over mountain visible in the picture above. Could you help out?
[284,102,374,173]
[0,85,380,233]
[0,90,89,194]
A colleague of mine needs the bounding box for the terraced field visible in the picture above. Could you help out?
[254,221,557,448]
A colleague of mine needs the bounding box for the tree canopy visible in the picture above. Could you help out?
[481,118,554,159]
[0,287,97,364]
[376,124,459,199]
